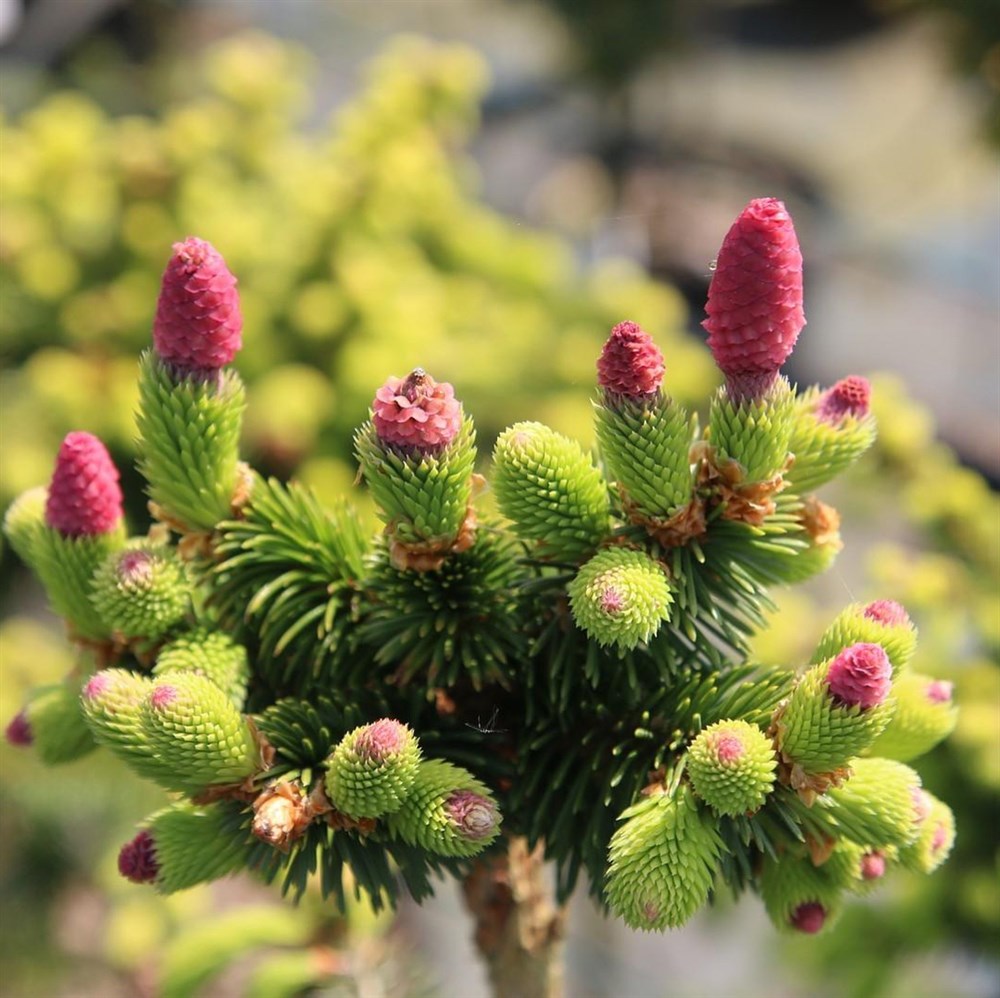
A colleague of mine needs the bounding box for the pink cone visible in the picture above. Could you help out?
[826,642,892,710]
[44,432,123,537]
[372,369,462,453]
[597,321,665,400]
[118,830,159,884]
[153,237,242,374]
[816,376,871,424]
[860,851,886,881]
[702,198,804,400]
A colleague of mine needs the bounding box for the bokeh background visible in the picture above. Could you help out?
[1,1,998,996]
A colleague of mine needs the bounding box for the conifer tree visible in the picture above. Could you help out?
[4,201,961,998]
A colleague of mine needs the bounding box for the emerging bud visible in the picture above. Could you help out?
[816,376,871,424]
[354,718,409,763]
[118,830,159,884]
[687,719,777,817]
[859,851,887,881]
[597,321,665,400]
[901,791,955,874]
[912,787,933,825]
[90,543,190,640]
[863,599,910,628]
[790,901,827,934]
[568,548,672,652]
[926,680,953,704]
[45,432,123,537]
[702,198,805,400]
[825,643,892,710]
[153,237,242,374]
[5,710,33,746]
[372,369,462,453]
[445,789,498,841]
[828,758,922,849]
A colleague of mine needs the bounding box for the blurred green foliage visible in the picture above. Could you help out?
[0,31,707,520]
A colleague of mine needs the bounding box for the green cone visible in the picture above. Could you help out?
[29,524,125,642]
[605,785,722,932]
[759,852,843,934]
[140,673,260,792]
[124,804,248,894]
[568,547,672,652]
[2,486,48,566]
[827,758,922,849]
[387,759,501,857]
[136,351,246,533]
[324,719,422,819]
[786,387,877,493]
[707,377,795,486]
[153,629,250,708]
[594,394,693,519]
[20,683,96,765]
[90,541,190,640]
[492,421,610,562]
[899,791,955,874]
[687,719,777,817]
[80,669,178,782]
[776,664,894,776]
[354,415,476,547]
[812,601,916,677]
[867,673,957,762]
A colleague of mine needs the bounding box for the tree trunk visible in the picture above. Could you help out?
[461,836,567,998]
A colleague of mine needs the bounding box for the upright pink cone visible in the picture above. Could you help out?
[703,198,804,400]
[153,237,242,374]
[372,369,462,453]
[44,432,123,537]
[597,321,665,400]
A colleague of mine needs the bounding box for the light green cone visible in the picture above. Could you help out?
[153,629,250,708]
[324,719,422,819]
[90,541,190,640]
[867,673,957,762]
[568,547,672,652]
[80,669,175,781]
[687,719,777,817]
[594,395,692,519]
[777,664,894,775]
[492,421,610,562]
[387,759,501,857]
[812,603,917,677]
[759,852,843,934]
[3,486,48,566]
[786,387,877,493]
[605,785,722,931]
[21,683,96,765]
[708,377,795,486]
[827,757,922,849]
[900,792,955,874]
[29,524,126,642]
[145,804,249,894]
[140,673,260,792]
[136,352,246,533]
[355,414,476,546]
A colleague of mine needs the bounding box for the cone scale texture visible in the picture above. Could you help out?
[703,198,805,401]
[325,719,421,819]
[45,432,123,538]
[153,237,242,375]
[372,370,462,454]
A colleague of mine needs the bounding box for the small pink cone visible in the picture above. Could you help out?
[44,432,123,537]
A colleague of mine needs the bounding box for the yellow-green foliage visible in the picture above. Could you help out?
[0,32,707,508]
